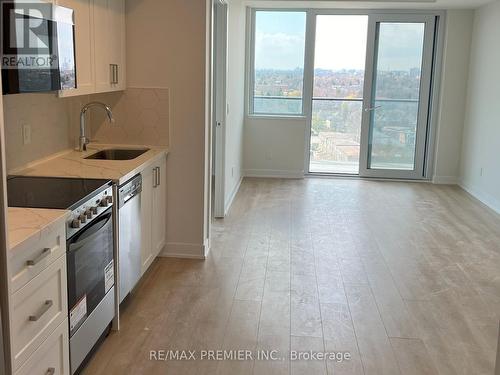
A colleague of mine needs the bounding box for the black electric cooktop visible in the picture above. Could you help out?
[7,176,112,210]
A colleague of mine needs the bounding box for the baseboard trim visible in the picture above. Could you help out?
[459,181,500,215]
[160,242,206,259]
[203,237,210,258]
[244,169,304,179]
[432,175,459,184]
[224,176,243,215]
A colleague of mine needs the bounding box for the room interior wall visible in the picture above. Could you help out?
[224,0,246,211]
[432,10,474,184]
[126,0,208,258]
[459,0,500,213]
[243,116,307,178]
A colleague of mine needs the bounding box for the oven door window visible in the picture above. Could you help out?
[67,209,114,335]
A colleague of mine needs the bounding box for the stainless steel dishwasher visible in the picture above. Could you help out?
[118,174,142,303]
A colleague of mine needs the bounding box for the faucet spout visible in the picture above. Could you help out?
[79,102,114,152]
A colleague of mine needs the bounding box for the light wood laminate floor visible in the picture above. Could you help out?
[84,178,500,375]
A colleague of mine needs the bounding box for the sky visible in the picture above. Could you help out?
[315,15,368,71]
[254,12,307,70]
[255,12,425,72]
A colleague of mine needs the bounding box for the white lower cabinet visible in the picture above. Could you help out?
[7,218,69,374]
[152,157,167,257]
[14,318,70,375]
[9,225,66,294]
[11,255,67,369]
[141,156,167,274]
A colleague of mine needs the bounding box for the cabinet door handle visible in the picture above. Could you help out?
[110,64,119,84]
[29,300,53,322]
[110,64,114,84]
[153,167,157,188]
[46,368,56,375]
[27,247,51,266]
[156,167,161,186]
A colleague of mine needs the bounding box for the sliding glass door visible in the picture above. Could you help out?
[359,15,436,178]
[307,13,437,179]
[309,15,368,174]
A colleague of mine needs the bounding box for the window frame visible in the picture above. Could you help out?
[247,8,309,118]
[245,7,446,181]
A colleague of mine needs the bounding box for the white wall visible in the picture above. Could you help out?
[224,0,246,211]
[243,116,306,178]
[126,0,208,258]
[432,10,474,184]
[459,1,500,213]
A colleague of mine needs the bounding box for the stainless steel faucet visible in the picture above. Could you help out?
[79,102,114,151]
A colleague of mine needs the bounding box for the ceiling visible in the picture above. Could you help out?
[242,0,498,9]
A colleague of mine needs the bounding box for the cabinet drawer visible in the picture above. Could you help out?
[15,318,70,375]
[11,255,68,370]
[9,224,66,293]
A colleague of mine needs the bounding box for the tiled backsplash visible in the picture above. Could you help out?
[89,88,170,147]
[3,88,170,172]
[3,93,89,171]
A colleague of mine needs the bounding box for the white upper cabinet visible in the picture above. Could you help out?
[94,0,126,93]
[58,0,125,97]
[57,0,95,97]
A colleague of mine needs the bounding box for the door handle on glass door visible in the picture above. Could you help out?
[364,105,382,112]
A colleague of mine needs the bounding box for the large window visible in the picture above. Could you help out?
[251,11,307,116]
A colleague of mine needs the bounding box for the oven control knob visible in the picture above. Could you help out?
[99,199,109,207]
[106,196,113,204]
[91,206,98,214]
[71,219,80,228]
[85,209,93,219]
[79,214,87,224]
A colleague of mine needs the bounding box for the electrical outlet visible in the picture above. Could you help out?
[22,123,32,145]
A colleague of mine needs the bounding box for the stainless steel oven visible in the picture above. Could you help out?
[67,208,114,336]
[65,193,116,374]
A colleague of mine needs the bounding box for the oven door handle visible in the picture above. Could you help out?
[68,212,113,251]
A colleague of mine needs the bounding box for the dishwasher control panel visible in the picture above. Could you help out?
[118,174,142,208]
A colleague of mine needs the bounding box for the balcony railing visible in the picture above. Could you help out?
[254,95,419,103]
[252,95,419,117]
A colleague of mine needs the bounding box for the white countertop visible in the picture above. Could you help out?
[10,143,169,185]
[7,143,167,249]
[8,207,70,251]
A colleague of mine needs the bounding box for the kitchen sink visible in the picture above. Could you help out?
[85,149,149,160]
